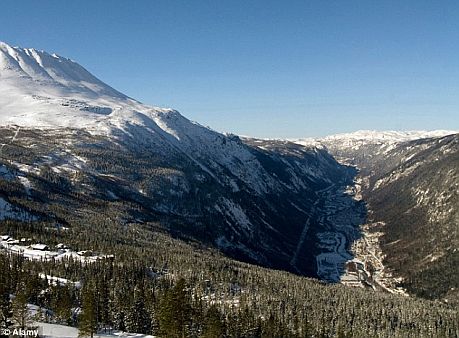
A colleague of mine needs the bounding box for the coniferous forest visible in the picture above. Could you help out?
[0,217,458,338]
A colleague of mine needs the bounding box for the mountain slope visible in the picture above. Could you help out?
[365,134,459,302]
[0,42,361,277]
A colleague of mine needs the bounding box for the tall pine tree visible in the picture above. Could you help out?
[202,305,225,338]
[12,282,32,330]
[158,278,192,338]
[0,255,12,332]
[125,285,151,334]
[52,284,73,325]
[78,283,97,338]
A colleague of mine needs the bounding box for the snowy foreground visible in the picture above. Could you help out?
[36,322,155,338]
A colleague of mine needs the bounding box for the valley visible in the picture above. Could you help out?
[305,132,459,302]
[0,41,457,337]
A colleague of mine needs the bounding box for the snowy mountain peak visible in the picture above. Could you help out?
[0,42,180,132]
[0,43,279,195]
[0,41,127,100]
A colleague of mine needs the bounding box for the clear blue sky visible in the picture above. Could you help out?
[1,0,458,138]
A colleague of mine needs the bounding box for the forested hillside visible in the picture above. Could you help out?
[1,220,457,338]
[366,135,458,302]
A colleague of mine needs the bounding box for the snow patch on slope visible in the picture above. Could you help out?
[215,198,253,234]
[35,322,155,338]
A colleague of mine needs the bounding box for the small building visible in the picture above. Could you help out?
[5,239,19,246]
[77,250,93,257]
[30,244,49,251]
[1,235,10,241]
[9,245,24,253]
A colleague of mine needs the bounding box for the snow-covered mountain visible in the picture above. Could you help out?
[0,42,358,277]
[0,41,127,99]
[0,41,181,133]
[321,130,456,142]
[0,41,279,195]
[296,130,457,150]
[294,130,458,171]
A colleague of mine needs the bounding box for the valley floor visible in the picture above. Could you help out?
[325,165,409,295]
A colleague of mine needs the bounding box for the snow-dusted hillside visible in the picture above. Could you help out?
[0,41,225,145]
[321,130,456,142]
[0,41,134,129]
[294,130,458,178]
[0,41,284,195]
[363,134,459,301]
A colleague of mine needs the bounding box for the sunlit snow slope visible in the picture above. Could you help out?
[0,41,177,133]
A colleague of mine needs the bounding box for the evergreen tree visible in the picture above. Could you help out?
[158,278,192,338]
[125,286,151,334]
[202,305,225,338]
[97,276,111,333]
[23,273,42,306]
[78,284,97,338]
[0,256,12,333]
[52,284,73,325]
[11,282,32,330]
[110,281,126,332]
